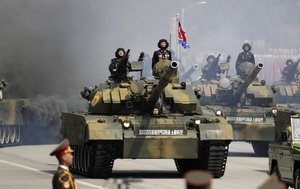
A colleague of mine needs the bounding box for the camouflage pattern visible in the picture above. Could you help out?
[269,109,300,188]
[61,58,233,178]
[0,98,30,146]
[272,62,300,109]
[194,62,276,156]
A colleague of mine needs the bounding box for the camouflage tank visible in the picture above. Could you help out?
[195,62,276,156]
[272,61,300,109]
[61,55,233,178]
[0,79,30,146]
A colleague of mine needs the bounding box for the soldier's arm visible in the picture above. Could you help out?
[109,60,117,74]
[152,51,158,69]
[58,173,72,189]
[251,53,255,64]
[168,51,172,61]
[235,53,242,69]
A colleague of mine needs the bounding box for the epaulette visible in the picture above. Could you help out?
[59,170,72,183]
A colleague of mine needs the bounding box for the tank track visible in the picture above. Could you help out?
[70,141,118,178]
[174,141,229,178]
[0,124,22,147]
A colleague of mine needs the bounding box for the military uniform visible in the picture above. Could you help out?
[152,39,172,69]
[235,43,255,75]
[52,166,77,189]
[282,60,299,82]
[109,48,130,82]
[152,49,172,68]
[50,139,77,189]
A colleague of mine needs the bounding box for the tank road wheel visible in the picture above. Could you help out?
[4,125,10,144]
[175,141,230,178]
[15,125,21,144]
[85,141,115,178]
[295,169,300,189]
[0,125,5,145]
[70,141,116,178]
[199,141,229,178]
[9,125,16,143]
[251,141,268,157]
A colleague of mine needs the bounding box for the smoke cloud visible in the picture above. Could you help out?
[0,0,299,143]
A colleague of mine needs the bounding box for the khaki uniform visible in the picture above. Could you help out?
[52,166,77,189]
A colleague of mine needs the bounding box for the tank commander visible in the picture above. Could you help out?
[202,55,221,80]
[236,43,255,75]
[282,59,299,82]
[152,39,172,69]
[109,48,130,82]
[50,138,77,189]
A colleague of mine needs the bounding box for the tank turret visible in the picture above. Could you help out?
[233,63,263,102]
[147,61,178,107]
[195,62,275,156]
[181,64,199,82]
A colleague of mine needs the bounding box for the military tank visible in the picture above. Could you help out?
[0,79,30,146]
[180,64,199,82]
[272,61,300,109]
[61,55,233,178]
[195,62,276,156]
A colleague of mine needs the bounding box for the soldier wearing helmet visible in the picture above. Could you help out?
[235,43,255,75]
[282,59,299,82]
[202,55,221,80]
[109,48,130,82]
[152,39,172,69]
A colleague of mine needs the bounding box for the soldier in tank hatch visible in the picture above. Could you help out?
[109,48,131,82]
[282,59,299,82]
[236,43,255,75]
[202,55,221,80]
[152,39,172,69]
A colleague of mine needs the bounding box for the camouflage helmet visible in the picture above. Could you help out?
[115,48,126,58]
[242,43,251,51]
[157,39,169,49]
[286,59,293,66]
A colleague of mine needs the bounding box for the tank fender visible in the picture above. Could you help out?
[197,117,233,141]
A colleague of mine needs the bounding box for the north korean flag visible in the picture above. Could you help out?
[178,21,190,49]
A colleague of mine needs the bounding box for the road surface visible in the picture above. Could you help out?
[0,142,272,189]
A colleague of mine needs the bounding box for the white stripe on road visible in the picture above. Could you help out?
[0,159,107,189]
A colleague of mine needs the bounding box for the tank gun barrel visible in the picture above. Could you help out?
[181,64,199,81]
[233,63,263,101]
[147,61,178,107]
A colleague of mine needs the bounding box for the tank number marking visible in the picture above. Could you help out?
[138,129,184,136]
[226,116,264,122]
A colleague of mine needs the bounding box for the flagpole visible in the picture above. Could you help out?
[176,13,180,62]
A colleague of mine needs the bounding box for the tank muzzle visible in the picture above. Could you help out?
[171,61,178,69]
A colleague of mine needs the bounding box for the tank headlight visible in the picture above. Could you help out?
[272,109,277,115]
[123,121,131,129]
[216,110,223,116]
[165,104,171,110]
[195,120,201,125]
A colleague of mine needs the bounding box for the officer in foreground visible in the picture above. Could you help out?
[152,39,172,69]
[50,138,77,189]
[236,43,255,75]
[109,48,130,82]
